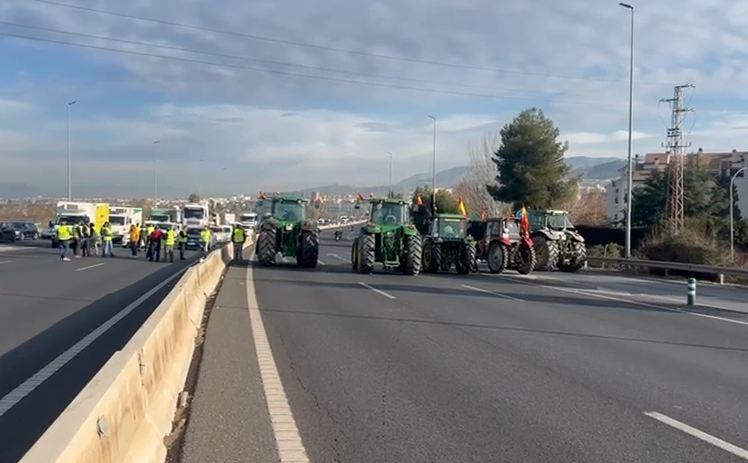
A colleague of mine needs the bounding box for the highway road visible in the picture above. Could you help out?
[182,232,748,462]
[0,241,202,462]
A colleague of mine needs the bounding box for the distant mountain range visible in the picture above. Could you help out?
[294,156,625,196]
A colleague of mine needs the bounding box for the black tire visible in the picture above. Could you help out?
[257,226,277,266]
[467,242,478,272]
[432,243,444,273]
[560,241,586,272]
[514,242,536,275]
[487,241,508,274]
[534,235,559,271]
[359,234,375,274]
[403,234,422,275]
[456,243,472,275]
[351,237,360,272]
[297,230,319,267]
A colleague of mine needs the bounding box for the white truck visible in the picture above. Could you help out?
[223,212,236,225]
[182,203,210,228]
[109,206,143,245]
[239,212,258,229]
[50,201,109,247]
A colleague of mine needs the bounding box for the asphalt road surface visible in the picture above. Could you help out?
[181,232,748,462]
[0,240,201,462]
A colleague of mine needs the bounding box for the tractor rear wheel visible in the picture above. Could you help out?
[467,242,478,272]
[257,226,277,266]
[403,234,422,275]
[487,241,508,274]
[534,235,558,271]
[456,243,473,275]
[297,230,319,267]
[560,241,586,272]
[359,234,375,274]
[514,242,536,275]
[351,237,360,272]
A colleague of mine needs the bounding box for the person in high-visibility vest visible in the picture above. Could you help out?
[232,224,246,263]
[57,220,72,261]
[177,230,188,261]
[164,226,176,263]
[200,226,212,256]
[101,222,114,257]
[89,222,101,256]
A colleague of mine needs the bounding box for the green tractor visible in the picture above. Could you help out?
[422,213,477,274]
[527,209,587,272]
[256,195,319,267]
[351,198,422,275]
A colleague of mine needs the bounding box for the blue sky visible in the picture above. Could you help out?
[1,0,748,197]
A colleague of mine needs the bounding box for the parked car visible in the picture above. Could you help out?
[0,221,40,242]
[210,225,232,244]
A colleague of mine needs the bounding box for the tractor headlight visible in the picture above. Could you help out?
[285,224,293,231]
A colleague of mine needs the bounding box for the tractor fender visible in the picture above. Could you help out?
[402,224,419,236]
[362,225,381,235]
[260,218,278,231]
[533,229,561,241]
[301,220,318,232]
[566,231,585,243]
[494,237,513,247]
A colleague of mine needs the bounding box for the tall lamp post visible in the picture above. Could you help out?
[66,100,77,200]
[730,166,746,262]
[427,115,437,213]
[619,2,634,258]
[153,140,160,206]
[387,151,393,197]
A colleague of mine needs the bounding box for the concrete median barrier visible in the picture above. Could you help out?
[21,237,253,463]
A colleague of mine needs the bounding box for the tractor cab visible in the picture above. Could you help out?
[422,213,476,274]
[528,210,575,232]
[368,199,409,228]
[527,209,586,271]
[428,214,468,241]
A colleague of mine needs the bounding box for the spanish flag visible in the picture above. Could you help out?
[457,195,467,216]
[519,204,530,233]
[416,195,423,206]
[258,192,267,200]
[356,192,365,203]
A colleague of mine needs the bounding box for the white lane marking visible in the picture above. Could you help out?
[461,284,525,302]
[316,259,327,266]
[0,260,12,265]
[0,268,185,417]
[246,263,309,462]
[687,312,748,326]
[74,262,106,272]
[358,282,396,300]
[0,246,23,252]
[644,411,748,460]
[326,253,351,263]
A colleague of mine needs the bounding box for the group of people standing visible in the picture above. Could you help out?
[56,221,115,261]
[127,223,186,263]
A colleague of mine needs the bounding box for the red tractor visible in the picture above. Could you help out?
[469,217,536,274]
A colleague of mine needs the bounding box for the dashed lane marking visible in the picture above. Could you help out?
[74,262,106,272]
[326,253,351,263]
[644,411,748,460]
[245,262,309,462]
[358,282,396,300]
[0,268,185,417]
[461,284,525,302]
[0,260,12,265]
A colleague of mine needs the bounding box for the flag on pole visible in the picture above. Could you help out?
[356,192,365,203]
[416,195,423,206]
[457,195,467,216]
[258,192,267,200]
[519,204,530,234]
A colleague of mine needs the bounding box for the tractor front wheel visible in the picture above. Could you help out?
[403,234,422,276]
[359,234,375,274]
[456,243,474,275]
[297,230,319,268]
[257,226,277,266]
[560,241,586,272]
[514,242,536,275]
[351,237,360,272]
[487,241,508,274]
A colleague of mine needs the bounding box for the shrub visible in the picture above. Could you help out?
[587,242,623,268]
[637,228,729,267]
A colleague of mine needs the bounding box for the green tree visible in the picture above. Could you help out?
[411,185,459,233]
[487,108,577,208]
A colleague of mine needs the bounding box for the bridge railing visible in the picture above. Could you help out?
[587,256,748,283]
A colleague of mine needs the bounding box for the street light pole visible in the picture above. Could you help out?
[387,151,393,197]
[620,2,634,258]
[730,166,746,262]
[153,140,160,206]
[66,100,77,200]
[427,115,437,213]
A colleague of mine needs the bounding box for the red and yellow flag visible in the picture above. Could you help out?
[519,204,529,233]
[457,195,467,216]
[258,192,267,200]
[356,192,365,203]
[416,195,423,206]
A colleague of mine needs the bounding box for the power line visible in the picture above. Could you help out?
[27,0,620,83]
[0,30,616,107]
[0,20,532,96]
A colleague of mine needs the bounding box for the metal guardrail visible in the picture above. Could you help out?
[587,256,748,281]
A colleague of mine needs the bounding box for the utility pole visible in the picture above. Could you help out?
[153,140,160,206]
[387,151,393,197]
[427,115,437,214]
[619,2,634,258]
[66,100,77,200]
[660,84,694,235]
